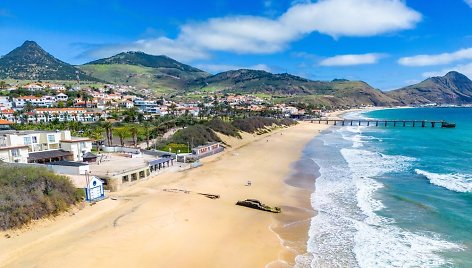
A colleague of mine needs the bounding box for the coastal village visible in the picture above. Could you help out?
[0,80,322,202]
[0,81,323,124]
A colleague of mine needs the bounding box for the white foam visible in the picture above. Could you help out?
[340,148,462,267]
[415,169,472,193]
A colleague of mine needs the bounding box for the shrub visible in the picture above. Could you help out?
[206,118,242,138]
[168,124,222,147]
[232,117,297,133]
[0,164,82,230]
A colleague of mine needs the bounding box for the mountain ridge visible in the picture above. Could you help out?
[1,40,472,107]
[387,71,472,105]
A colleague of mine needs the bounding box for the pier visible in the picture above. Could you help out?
[309,119,456,128]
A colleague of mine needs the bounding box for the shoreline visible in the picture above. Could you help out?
[0,121,330,268]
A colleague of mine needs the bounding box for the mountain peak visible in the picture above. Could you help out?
[21,40,41,48]
[0,41,98,81]
[444,71,471,82]
[387,71,472,105]
[85,51,206,73]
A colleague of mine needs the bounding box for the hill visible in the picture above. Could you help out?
[188,69,399,107]
[0,41,98,81]
[387,71,472,105]
[79,52,210,93]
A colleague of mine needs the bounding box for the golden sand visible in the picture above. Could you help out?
[0,121,329,268]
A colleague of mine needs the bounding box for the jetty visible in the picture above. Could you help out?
[309,119,456,128]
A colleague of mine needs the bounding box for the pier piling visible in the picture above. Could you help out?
[308,119,455,129]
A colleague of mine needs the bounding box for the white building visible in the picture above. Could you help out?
[0,129,92,163]
[24,84,44,91]
[13,96,56,108]
[31,108,99,123]
[56,93,69,102]
[0,97,12,109]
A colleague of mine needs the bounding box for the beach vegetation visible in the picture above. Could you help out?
[206,118,241,138]
[232,117,297,133]
[0,164,83,230]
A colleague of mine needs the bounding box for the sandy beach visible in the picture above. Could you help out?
[0,121,329,268]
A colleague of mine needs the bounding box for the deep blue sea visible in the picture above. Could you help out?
[299,107,472,268]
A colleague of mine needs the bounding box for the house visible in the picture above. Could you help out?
[56,93,69,102]
[0,109,15,122]
[60,137,93,162]
[33,108,98,122]
[0,145,29,163]
[24,84,43,91]
[192,142,223,157]
[0,97,12,109]
[121,100,134,109]
[0,119,13,130]
[134,99,159,113]
[44,83,65,91]
[13,95,56,108]
[0,130,92,163]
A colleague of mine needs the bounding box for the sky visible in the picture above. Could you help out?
[0,0,471,90]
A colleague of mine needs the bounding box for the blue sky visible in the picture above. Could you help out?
[0,0,471,90]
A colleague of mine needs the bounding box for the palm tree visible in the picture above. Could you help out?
[90,127,104,154]
[142,122,153,149]
[114,127,129,147]
[44,112,50,123]
[102,121,113,146]
[128,125,139,148]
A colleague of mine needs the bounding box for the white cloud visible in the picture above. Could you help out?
[399,48,472,66]
[320,53,386,66]
[87,37,211,62]
[422,63,472,79]
[281,0,421,38]
[196,63,271,73]
[88,0,421,61]
[465,0,472,7]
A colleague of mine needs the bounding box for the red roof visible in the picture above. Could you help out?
[0,119,13,125]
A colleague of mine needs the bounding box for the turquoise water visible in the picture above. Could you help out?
[300,107,472,267]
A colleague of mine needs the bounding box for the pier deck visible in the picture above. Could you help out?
[309,119,456,128]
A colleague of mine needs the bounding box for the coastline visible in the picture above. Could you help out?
[0,121,330,268]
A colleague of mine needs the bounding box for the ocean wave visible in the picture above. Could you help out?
[354,220,462,268]
[340,149,461,267]
[415,169,472,193]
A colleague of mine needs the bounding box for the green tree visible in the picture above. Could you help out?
[128,125,139,148]
[142,122,153,149]
[114,127,129,147]
[90,127,104,154]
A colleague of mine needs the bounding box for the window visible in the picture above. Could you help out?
[32,136,37,144]
[23,137,31,145]
[48,135,56,143]
[11,149,19,157]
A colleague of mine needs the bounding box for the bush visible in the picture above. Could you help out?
[206,118,242,138]
[0,164,82,230]
[232,117,297,133]
[168,124,222,147]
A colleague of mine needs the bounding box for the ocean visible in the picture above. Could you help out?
[298,107,472,268]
